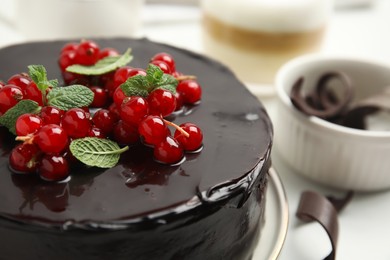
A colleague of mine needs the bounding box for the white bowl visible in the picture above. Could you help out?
[274,55,390,191]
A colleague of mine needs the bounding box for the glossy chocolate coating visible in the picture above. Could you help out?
[0,38,272,259]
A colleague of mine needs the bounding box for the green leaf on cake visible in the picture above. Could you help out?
[46,85,94,110]
[48,79,59,88]
[70,137,129,168]
[0,100,40,135]
[28,65,58,92]
[155,74,178,93]
[146,63,164,86]
[120,75,149,97]
[66,48,133,75]
[120,64,178,97]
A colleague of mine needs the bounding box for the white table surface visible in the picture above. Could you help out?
[1,1,390,259]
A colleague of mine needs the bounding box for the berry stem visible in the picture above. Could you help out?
[15,135,34,144]
[162,118,189,138]
[175,75,197,81]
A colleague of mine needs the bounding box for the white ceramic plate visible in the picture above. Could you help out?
[253,168,289,260]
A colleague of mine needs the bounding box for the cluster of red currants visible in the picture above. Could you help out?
[0,72,43,115]
[59,40,204,165]
[10,106,107,181]
[4,40,204,182]
[0,71,71,181]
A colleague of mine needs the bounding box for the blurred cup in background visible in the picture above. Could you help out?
[201,0,333,85]
[0,0,144,40]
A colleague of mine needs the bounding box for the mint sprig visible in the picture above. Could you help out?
[0,100,40,135]
[46,85,94,111]
[120,64,178,97]
[28,65,58,93]
[69,137,129,168]
[66,48,133,75]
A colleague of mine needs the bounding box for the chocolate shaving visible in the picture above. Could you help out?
[296,191,354,260]
[290,72,390,130]
[341,106,380,130]
[290,72,353,119]
[342,87,390,129]
[326,190,354,212]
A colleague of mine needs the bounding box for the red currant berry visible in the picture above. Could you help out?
[62,71,89,85]
[174,91,184,111]
[147,89,176,117]
[108,102,121,120]
[63,147,78,165]
[105,78,117,97]
[128,68,147,77]
[151,52,176,72]
[174,123,203,151]
[9,143,40,173]
[7,73,32,92]
[61,42,79,54]
[138,115,169,146]
[61,108,92,138]
[0,85,24,114]
[40,106,64,125]
[112,120,139,145]
[80,106,91,118]
[113,87,127,107]
[34,124,69,154]
[90,86,108,107]
[176,80,202,104]
[88,127,106,138]
[92,109,117,134]
[39,155,69,182]
[154,136,184,164]
[15,113,43,136]
[98,47,119,59]
[100,71,116,87]
[113,66,133,88]
[59,50,77,71]
[120,96,149,126]
[150,60,172,74]
[75,40,100,65]
[113,67,147,89]
[25,82,44,105]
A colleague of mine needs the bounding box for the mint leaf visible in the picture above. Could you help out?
[48,79,59,88]
[28,65,46,86]
[156,74,178,94]
[46,85,94,110]
[70,137,129,168]
[66,48,133,75]
[146,64,164,86]
[120,75,149,97]
[0,100,40,135]
[28,65,57,92]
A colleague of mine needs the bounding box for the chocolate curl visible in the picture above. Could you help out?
[290,72,353,119]
[296,191,354,260]
[342,87,390,129]
[326,191,354,212]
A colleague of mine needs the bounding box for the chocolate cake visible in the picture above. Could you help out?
[0,38,273,260]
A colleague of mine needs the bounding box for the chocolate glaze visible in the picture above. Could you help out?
[0,38,272,259]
